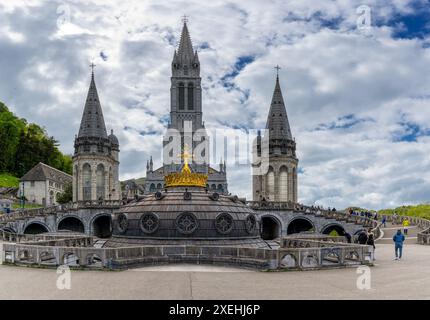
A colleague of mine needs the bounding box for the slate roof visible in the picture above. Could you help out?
[20,162,72,184]
[265,75,293,141]
[77,72,108,139]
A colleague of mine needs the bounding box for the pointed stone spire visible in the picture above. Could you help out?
[177,20,194,60]
[265,72,292,142]
[78,68,108,139]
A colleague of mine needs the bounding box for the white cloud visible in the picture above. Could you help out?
[0,0,429,210]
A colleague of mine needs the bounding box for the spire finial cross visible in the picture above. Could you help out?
[90,62,96,74]
[274,65,281,76]
[181,14,188,24]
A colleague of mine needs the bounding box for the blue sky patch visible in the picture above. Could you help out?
[315,114,374,131]
[393,119,430,142]
[385,1,430,39]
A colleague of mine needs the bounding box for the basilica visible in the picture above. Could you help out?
[0,20,375,271]
[72,20,298,203]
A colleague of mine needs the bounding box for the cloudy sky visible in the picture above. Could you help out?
[1,0,430,209]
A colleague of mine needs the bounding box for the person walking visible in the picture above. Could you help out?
[367,231,376,260]
[393,229,405,260]
[381,215,387,228]
[402,218,410,235]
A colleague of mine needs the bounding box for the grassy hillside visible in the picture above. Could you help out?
[379,204,430,220]
[0,173,19,187]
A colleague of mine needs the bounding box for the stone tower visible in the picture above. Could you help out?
[252,73,298,202]
[144,20,228,194]
[72,68,120,202]
[169,20,204,142]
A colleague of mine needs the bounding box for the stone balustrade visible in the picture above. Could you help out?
[1,237,373,271]
[0,229,92,244]
[0,200,121,224]
[381,214,430,245]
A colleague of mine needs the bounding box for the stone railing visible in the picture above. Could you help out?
[2,237,373,271]
[248,201,380,236]
[0,229,92,245]
[0,200,121,224]
[279,239,373,269]
[381,214,430,245]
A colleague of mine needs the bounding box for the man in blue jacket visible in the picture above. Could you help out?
[393,229,405,260]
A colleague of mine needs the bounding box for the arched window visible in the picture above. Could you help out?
[279,166,288,201]
[188,83,194,110]
[83,164,92,201]
[211,184,216,190]
[149,183,156,192]
[156,183,162,190]
[178,83,185,110]
[74,165,79,201]
[266,167,275,200]
[217,184,223,193]
[96,164,105,200]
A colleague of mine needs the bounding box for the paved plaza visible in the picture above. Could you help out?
[1,240,429,299]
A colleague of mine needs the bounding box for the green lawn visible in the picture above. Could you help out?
[11,203,43,209]
[0,173,19,187]
[379,204,430,220]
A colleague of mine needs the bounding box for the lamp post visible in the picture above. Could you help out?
[19,163,25,209]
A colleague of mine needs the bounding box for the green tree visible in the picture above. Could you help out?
[56,183,73,204]
[0,101,73,177]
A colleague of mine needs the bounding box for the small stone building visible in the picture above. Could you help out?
[19,162,72,206]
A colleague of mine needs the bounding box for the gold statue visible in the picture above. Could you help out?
[164,144,208,188]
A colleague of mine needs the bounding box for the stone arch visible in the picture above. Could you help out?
[211,184,216,190]
[149,183,156,192]
[63,252,79,266]
[321,223,346,236]
[260,214,282,240]
[156,183,162,189]
[18,249,32,262]
[279,166,288,201]
[86,253,103,267]
[287,217,314,234]
[23,222,49,234]
[96,163,105,200]
[2,226,16,233]
[178,82,185,110]
[266,166,275,200]
[217,184,224,192]
[91,213,112,238]
[82,163,92,200]
[57,216,85,233]
[187,82,194,110]
[39,251,56,265]
[280,254,296,268]
[108,166,113,199]
[74,165,79,201]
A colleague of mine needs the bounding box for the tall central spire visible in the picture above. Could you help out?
[78,69,107,139]
[177,21,194,59]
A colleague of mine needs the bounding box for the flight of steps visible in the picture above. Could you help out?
[377,222,418,244]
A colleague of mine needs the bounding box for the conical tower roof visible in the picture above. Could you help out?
[265,74,292,141]
[78,71,108,139]
[177,21,195,60]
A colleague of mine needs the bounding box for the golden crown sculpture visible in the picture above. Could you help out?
[164,145,208,188]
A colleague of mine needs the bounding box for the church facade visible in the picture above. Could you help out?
[144,21,228,194]
[72,20,298,203]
